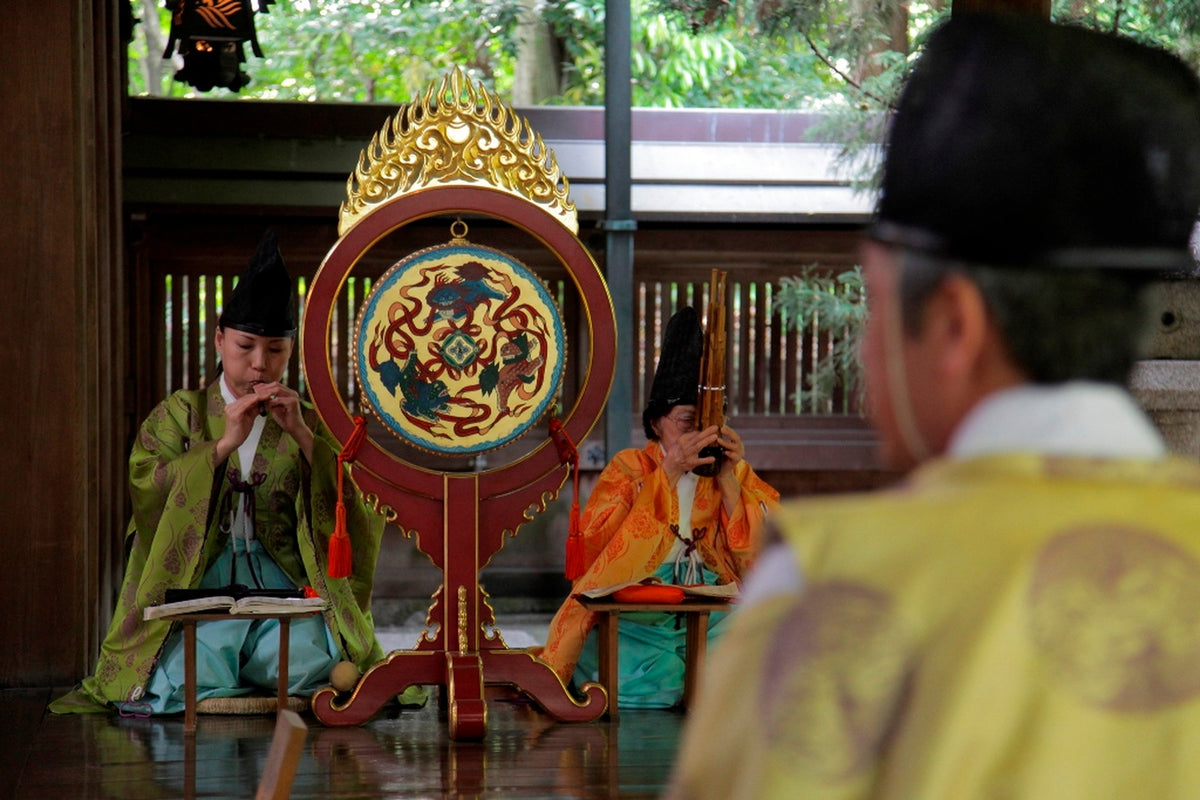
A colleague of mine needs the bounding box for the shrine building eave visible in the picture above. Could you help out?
[122,99,876,225]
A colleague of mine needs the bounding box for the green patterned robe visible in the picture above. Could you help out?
[52,381,386,712]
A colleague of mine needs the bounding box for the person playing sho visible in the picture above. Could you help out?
[538,307,779,709]
[52,231,415,714]
[669,13,1200,799]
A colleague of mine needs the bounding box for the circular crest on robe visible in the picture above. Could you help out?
[355,240,566,455]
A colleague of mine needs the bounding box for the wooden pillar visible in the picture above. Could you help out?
[0,0,125,686]
[605,0,635,459]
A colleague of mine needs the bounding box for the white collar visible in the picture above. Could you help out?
[219,373,266,470]
[219,373,237,405]
[948,382,1165,460]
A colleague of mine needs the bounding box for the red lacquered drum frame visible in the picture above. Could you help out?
[303,186,614,738]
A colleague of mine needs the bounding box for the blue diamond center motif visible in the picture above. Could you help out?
[440,330,480,369]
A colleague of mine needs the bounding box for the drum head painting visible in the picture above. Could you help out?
[355,236,566,456]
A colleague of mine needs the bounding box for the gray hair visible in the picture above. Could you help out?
[895,249,1155,385]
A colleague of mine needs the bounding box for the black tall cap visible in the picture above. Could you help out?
[648,307,703,408]
[871,13,1200,271]
[220,229,297,337]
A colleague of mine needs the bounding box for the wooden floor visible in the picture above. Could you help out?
[1,687,685,799]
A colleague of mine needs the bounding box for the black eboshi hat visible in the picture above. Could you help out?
[871,13,1200,273]
[220,229,297,337]
[643,306,703,440]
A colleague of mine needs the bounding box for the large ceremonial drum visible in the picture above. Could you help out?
[356,232,566,456]
[302,68,614,737]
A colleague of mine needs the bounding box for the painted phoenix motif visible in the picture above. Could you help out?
[356,242,565,455]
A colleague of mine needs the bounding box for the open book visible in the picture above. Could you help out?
[143,586,327,620]
[577,577,739,601]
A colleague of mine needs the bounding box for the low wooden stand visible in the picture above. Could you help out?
[576,597,731,719]
[172,610,321,734]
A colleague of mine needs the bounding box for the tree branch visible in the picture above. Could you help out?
[803,32,892,106]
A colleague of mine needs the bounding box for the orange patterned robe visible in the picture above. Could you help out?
[539,441,779,680]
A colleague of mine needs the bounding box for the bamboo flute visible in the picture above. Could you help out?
[694,269,728,477]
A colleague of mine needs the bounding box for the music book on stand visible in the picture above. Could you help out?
[143,585,327,620]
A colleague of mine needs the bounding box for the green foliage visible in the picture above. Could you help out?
[748,0,1200,190]
[127,0,838,108]
[772,265,866,414]
[539,0,606,104]
[128,0,1200,116]
[251,0,523,101]
[542,0,835,107]
[552,0,748,107]
[126,1,178,97]
[129,0,524,100]
[1053,0,1200,58]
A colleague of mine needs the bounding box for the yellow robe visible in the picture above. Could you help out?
[539,441,779,681]
[669,453,1200,800]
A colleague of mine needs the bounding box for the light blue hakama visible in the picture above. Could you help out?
[142,537,339,714]
[572,562,730,709]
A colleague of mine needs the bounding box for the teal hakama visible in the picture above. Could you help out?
[572,562,729,709]
[142,537,339,713]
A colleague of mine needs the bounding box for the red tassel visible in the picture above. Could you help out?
[564,499,584,581]
[327,416,368,579]
[328,501,352,579]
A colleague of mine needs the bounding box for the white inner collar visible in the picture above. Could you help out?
[948,381,1165,460]
[219,374,267,473]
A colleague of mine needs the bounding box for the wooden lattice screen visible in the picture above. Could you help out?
[148,264,858,424]
[635,273,857,418]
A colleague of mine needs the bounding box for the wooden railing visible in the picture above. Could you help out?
[150,268,860,421]
[635,272,860,418]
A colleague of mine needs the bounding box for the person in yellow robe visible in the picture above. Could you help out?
[669,13,1200,800]
[539,307,779,708]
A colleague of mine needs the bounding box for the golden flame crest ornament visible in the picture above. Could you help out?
[355,221,566,455]
[339,67,577,237]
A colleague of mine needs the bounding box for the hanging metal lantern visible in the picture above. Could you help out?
[162,0,274,93]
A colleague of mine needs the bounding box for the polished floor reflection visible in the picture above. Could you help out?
[2,688,683,799]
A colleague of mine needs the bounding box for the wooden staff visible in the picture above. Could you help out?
[694,269,727,477]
